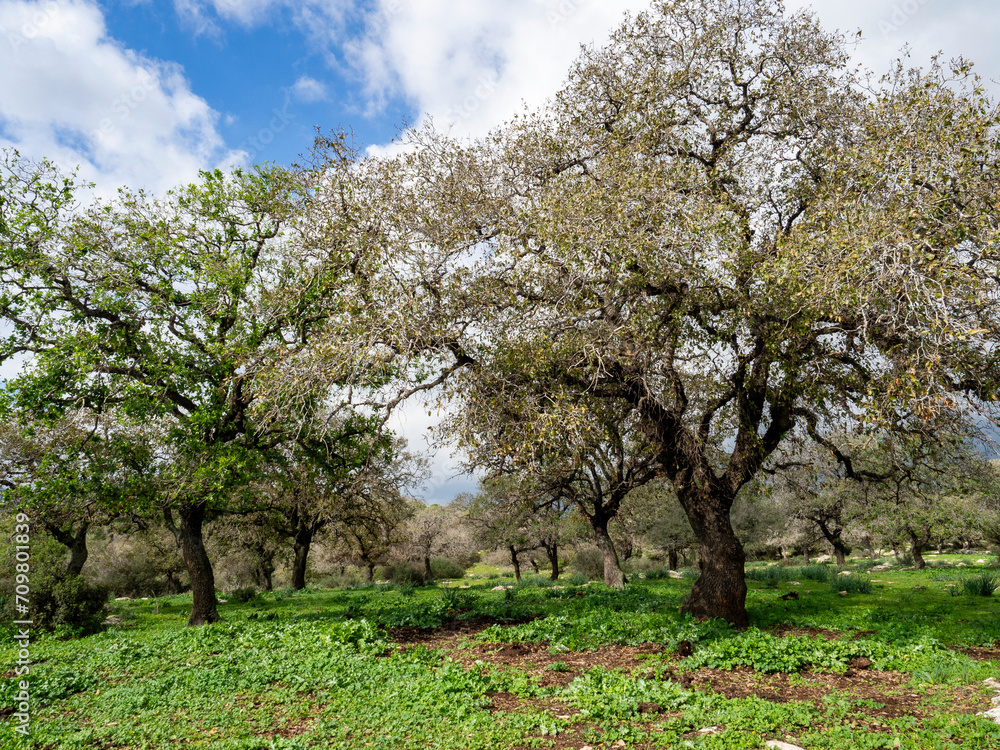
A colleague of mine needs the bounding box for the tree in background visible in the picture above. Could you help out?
[0,152,372,624]
[0,410,158,576]
[621,481,696,571]
[853,435,987,569]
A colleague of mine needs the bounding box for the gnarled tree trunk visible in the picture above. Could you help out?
[177,501,221,626]
[908,528,930,570]
[47,521,90,577]
[543,542,560,580]
[508,545,522,581]
[677,487,748,628]
[592,517,625,589]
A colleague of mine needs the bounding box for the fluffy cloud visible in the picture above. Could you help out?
[347,0,651,139]
[786,0,999,88]
[291,75,329,103]
[0,0,239,194]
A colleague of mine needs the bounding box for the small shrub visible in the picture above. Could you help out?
[960,573,999,597]
[377,563,426,586]
[798,564,832,582]
[644,567,672,580]
[30,574,109,635]
[746,566,786,588]
[831,576,873,594]
[565,572,589,586]
[395,581,416,596]
[429,557,465,580]
[441,588,477,612]
[227,587,258,603]
[569,547,605,580]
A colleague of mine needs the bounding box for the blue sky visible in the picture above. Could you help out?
[1,0,998,501]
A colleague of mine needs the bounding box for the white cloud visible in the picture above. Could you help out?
[788,1,1000,92]
[291,75,328,103]
[0,0,240,194]
[347,0,651,139]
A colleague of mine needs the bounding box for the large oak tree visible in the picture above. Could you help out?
[285,0,999,626]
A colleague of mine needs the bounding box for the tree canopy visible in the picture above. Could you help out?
[275,0,1000,625]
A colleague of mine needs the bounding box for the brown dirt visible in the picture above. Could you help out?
[388,624,995,738]
[957,644,1000,662]
[768,625,840,640]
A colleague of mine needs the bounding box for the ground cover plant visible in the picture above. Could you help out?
[3,558,1000,749]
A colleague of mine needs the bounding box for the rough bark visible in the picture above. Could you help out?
[592,518,625,589]
[423,555,432,580]
[668,548,679,571]
[833,544,847,566]
[258,559,274,592]
[544,543,560,581]
[677,487,748,629]
[908,529,929,570]
[291,520,316,590]
[365,563,375,582]
[509,545,522,581]
[177,501,221,626]
[47,521,90,576]
[815,518,850,566]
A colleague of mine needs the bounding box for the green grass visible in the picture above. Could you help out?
[3,565,1000,749]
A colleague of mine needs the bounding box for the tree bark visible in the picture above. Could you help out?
[423,555,432,580]
[677,487,748,628]
[544,543,560,581]
[178,501,221,626]
[668,548,679,571]
[509,545,522,581]
[292,520,316,590]
[815,519,850,566]
[833,544,847,566]
[258,559,274,591]
[365,563,375,582]
[592,518,625,589]
[908,529,928,570]
[165,569,183,594]
[47,522,90,576]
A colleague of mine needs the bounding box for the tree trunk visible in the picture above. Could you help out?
[833,542,848,567]
[178,501,221,626]
[545,543,560,581]
[908,530,927,570]
[802,546,811,564]
[816,519,850,566]
[46,521,90,576]
[529,557,540,574]
[258,560,274,592]
[592,518,625,589]
[365,563,374,582]
[292,520,315,590]
[165,569,183,594]
[424,555,432,580]
[509,545,522,581]
[677,488,748,628]
[668,548,679,571]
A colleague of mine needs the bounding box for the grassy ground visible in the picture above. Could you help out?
[3,558,1000,749]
